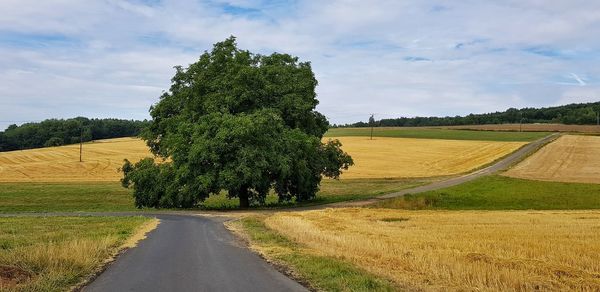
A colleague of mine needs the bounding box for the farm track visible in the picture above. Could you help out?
[1,133,559,291]
[320,132,559,208]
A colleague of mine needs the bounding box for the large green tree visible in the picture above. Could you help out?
[122,36,353,208]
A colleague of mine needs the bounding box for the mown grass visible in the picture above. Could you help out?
[0,178,426,213]
[325,127,549,142]
[228,216,395,292]
[0,216,153,291]
[0,182,137,213]
[375,175,600,210]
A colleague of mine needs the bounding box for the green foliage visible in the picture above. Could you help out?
[0,117,149,152]
[123,37,353,208]
[325,127,549,142]
[121,158,179,208]
[344,101,600,127]
[43,137,64,147]
[375,175,600,210]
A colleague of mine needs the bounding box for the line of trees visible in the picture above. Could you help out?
[0,117,150,152]
[340,102,600,128]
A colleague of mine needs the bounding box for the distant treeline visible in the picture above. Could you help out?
[340,102,600,128]
[0,117,150,152]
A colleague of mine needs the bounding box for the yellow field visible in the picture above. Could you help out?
[0,136,524,182]
[504,135,600,184]
[0,138,152,182]
[265,208,600,291]
[329,136,525,178]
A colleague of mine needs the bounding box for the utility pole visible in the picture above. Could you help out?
[79,127,83,162]
[519,117,524,132]
[369,114,375,140]
[597,111,599,126]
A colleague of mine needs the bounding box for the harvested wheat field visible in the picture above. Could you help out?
[328,136,525,178]
[0,138,152,182]
[444,123,600,133]
[504,135,600,184]
[266,208,600,291]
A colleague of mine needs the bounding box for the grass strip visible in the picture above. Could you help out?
[375,175,600,210]
[228,216,396,292]
[0,216,155,291]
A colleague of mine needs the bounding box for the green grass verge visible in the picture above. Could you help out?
[375,175,600,210]
[0,178,427,212]
[232,216,395,291]
[325,127,550,142]
[0,216,150,291]
[0,182,137,213]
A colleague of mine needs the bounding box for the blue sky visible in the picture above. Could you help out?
[1,0,600,129]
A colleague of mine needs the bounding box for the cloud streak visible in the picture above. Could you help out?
[569,73,587,86]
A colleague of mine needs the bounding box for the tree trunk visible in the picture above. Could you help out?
[239,188,250,209]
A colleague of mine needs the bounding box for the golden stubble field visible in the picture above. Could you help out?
[0,138,152,182]
[504,135,600,184]
[0,136,525,182]
[330,136,525,179]
[265,208,600,291]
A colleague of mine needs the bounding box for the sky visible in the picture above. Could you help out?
[1,0,600,130]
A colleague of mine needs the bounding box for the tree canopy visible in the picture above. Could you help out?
[122,36,353,208]
[0,117,149,152]
[341,102,600,128]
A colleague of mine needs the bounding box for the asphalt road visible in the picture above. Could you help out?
[378,133,560,198]
[325,133,559,207]
[84,214,307,292]
[5,133,557,291]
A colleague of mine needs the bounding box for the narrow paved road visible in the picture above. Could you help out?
[326,133,559,207]
[3,133,558,291]
[380,133,559,198]
[84,215,307,292]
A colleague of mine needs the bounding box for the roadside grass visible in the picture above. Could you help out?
[325,127,549,142]
[227,216,396,292]
[0,216,155,291]
[200,178,428,210]
[0,182,137,213]
[375,175,600,210]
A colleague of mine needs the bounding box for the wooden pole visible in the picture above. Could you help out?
[519,118,524,132]
[79,127,83,162]
[370,114,374,140]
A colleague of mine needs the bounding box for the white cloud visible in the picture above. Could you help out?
[1,0,600,129]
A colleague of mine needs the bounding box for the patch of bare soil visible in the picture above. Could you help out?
[0,265,32,287]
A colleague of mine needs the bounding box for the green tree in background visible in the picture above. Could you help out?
[122,36,353,208]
